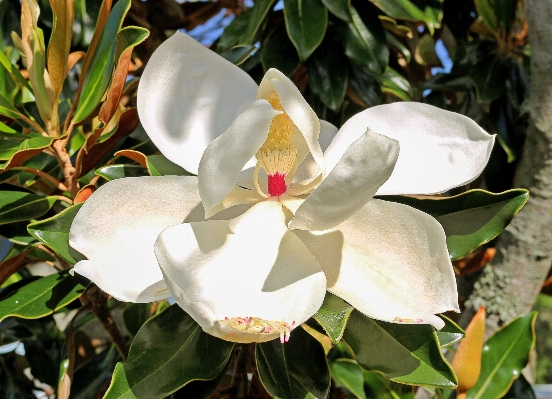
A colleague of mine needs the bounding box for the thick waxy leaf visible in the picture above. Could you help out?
[307,37,349,112]
[104,305,235,399]
[493,0,516,29]
[342,310,457,387]
[370,0,443,34]
[0,191,57,225]
[344,2,388,73]
[474,0,498,33]
[363,370,415,399]
[312,292,354,344]
[380,189,529,260]
[94,164,149,181]
[0,47,32,92]
[470,55,508,104]
[147,154,189,176]
[48,0,74,105]
[328,343,366,399]
[381,66,412,101]
[0,91,23,119]
[321,0,351,21]
[73,0,130,123]
[466,312,537,399]
[261,24,300,76]
[0,271,88,322]
[219,45,256,66]
[256,326,330,399]
[436,315,464,347]
[27,203,84,264]
[0,136,54,172]
[241,0,275,45]
[284,0,328,61]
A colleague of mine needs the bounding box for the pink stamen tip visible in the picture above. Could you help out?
[416,319,423,323]
[268,172,287,197]
[225,317,229,320]
[398,318,403,323]
[292,321,296,326]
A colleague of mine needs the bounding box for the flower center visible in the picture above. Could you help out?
[221,316,296,343]
[255,91,298,197]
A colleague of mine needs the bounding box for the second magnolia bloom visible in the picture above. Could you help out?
[69,32,495,343]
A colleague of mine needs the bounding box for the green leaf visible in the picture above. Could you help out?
[173,361,230,399]
[381,65,412,101]
[466,312,537,399]
[328,345,366,399]
[256,326,330,399]
[0,271,88,322]
[123,303,151,337]
[379,189,529,260]
[474,0,498,33]
[146,154,190,176]
[342,310,457,387]
[0,47,32,92]
[27,203,84,265]
[436,315,464,347]
[0,136,53,172]
[261,24,300,76]
[0,90,23,119]
[312,292,353,344]
[284,0,328,61]
[363,370,415,399]
[307,36,349,112]
[470,55,508,103]
[493,0,516,30]
[321,0,351,21]
[104,305,235,399]
[242,0,276,45]
[219,45,256,66]
[94,164,149,181]
[370,0,443,34]
[344,2,388,73]
[73,0,131,123]
[0,191,57,225]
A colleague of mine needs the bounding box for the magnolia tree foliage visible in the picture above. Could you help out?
[0,0,537,398]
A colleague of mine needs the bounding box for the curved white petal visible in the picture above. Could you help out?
[198,100,280,214]
[137,32,259,174]
[290,130,399,231]
[324,102,495,195]
[320,120,338,152]
[294,199,459,329]
[69,176,204,303]
[257,69,325,177]
[155,200,327,343]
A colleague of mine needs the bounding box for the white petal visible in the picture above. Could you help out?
[206,186,265,218]
[155,200,327,343]
[69,176,204,303]
[257,69,325,176]
[324,102,495,195]
[198,100,280,214]
[290,130,399,231]
[137,32,259,174]
[294,199,459,329]
[320,119,338,151]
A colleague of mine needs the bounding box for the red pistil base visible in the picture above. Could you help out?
[268,172,287,197]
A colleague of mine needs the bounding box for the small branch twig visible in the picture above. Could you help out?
[80,287,129,360]
[11,167,68,191]
[52,137,79,198]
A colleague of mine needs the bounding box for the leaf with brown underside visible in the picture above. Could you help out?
[114,149,148,168]
[66,51,85,78]
[78,108,139,177]
[48,0,74,104]
[0,136,55,173]
[453,247,496,276]
[0,250,31,286]
[74,184,96,204]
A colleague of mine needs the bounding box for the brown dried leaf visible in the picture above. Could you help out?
[66,52,85,78]
[98,48,132,125]
[113,149,148,167]
[0,250,31,286]
[48,0,74,101]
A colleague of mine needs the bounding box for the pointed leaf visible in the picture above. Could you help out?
[321,0,351,21]
[103,305,235,399]
[0,48,32,92]
[48,0,74,102]
[256,326,330,399]
[342,310,457,387]
[241,0,276,45]
[219,45,257,66]
[261,24,300,76]
[0,190,57,225]
[0,136,54,172]
[146,154,189,176]
[436,315,464,347]
[327,345,366,399]
[284,0,328,61]
[312,292,354,344]
[466,312,537,399]
[27,203,84,264]
[363,370,415,399]
[94,164,149,181]
[0,271,88,322]
[370,0,443,34]
[380,189,529,260]
[474,0,498,33]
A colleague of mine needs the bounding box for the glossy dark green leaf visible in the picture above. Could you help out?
[307,37,349,112]
[261,24,300,76]
[363,370,415,399]
[284,0,328,61]
[342,310,457,387]
[321,0,351,21]
[328,345,366,399]
[94,164,149,181]
[312,292,353,344]
[0,136,53,172]
[123,303,151,337]
[73,0,131,123]
[146,154,189,176]
[466,312,537,399]
[381,66,412,101]
[104,305,235,399]
[256,326,330,399]
[470,55,508,103]
[344,2,388,73]
[348,63,382,107]
[0,91,22,119]
[27,203,84,264]
[0,191,57,225]
[0,271,88,322]
[0,47,32,92]
[474,0,498,33]
[242,0,276,45]
[380,189,528,260]
[436,315,464,347]
[493,0,516,29]
[370,0,443,34]
[504,373,537,399]
[174,361,230,399]
[219,45,256,66]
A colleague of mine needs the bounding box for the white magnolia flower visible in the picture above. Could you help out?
[69,32,495,344]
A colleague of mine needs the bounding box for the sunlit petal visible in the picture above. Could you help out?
[290,130,399,231]
[69,176,204,302]
[324,102,495,195]
[155,200,327,343]
[137,32,259,175]
[294,199,459,329]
